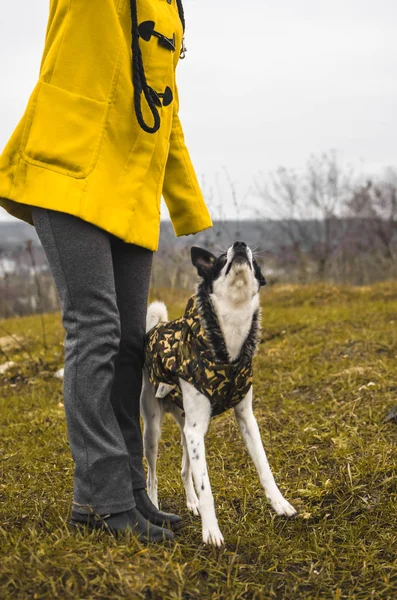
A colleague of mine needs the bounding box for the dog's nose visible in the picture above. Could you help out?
[233,241,247,249]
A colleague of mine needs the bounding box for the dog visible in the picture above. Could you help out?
[141,242,297,546]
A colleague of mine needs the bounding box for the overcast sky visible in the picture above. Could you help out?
[1,0,396,222]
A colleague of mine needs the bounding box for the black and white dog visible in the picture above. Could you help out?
[141,242,297,546]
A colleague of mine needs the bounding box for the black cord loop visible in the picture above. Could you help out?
[130,0,186,134]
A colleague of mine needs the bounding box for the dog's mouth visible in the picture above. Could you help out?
[225,244,251,277]
[232,252,250,267]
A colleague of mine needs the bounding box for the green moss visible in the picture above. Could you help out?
[1,282,397,599]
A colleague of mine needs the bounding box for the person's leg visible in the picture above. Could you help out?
[109,235,183,528]
[109,236,153,489]
[31,206,135,515]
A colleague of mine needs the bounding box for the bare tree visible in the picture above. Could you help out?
[345,169,397,261]
[256,151,353,280]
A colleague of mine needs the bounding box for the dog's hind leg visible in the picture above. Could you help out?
[170,405,200,516]
[180,378,224,547]
[141,367,164,509]
[234,386,297,517]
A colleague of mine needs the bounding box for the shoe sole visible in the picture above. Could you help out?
[68,519,175,543]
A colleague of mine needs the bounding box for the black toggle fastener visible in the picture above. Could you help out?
[148,86,174,107]
[138,21,176,51]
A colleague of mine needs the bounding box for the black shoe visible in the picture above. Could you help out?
[133,488,183,530]
[69,507,174,543]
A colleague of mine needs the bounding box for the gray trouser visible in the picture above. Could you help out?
[31,207,153,515]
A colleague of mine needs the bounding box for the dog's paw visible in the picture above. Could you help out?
[271,496,297,517]
[187,496,200,516]
[202,524,224,547]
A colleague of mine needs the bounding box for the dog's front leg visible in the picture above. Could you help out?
[234,387,297,517]
[180,378,224,546]
[169,406,200,516]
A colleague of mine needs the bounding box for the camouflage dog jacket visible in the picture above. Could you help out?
[144,285,261,417]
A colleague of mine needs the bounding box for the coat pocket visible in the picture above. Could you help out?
[21,81,108,179]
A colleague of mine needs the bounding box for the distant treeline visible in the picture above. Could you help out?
[1,152,396,318]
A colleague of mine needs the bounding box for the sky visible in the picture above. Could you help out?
[1,0,396,222]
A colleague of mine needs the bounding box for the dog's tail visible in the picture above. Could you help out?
[146,301,168,333]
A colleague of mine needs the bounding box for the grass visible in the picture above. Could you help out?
[1,282,397,599]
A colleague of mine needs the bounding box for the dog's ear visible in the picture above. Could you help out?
[253,258,267,286]
[191,246,216,279]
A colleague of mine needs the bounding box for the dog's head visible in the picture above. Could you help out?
[191,242,266,303]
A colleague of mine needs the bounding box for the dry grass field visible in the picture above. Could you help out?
[1,282,397,599]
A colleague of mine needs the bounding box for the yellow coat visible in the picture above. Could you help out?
[0,0,212,251]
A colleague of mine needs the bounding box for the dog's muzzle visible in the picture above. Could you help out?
[226,241,251,273]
